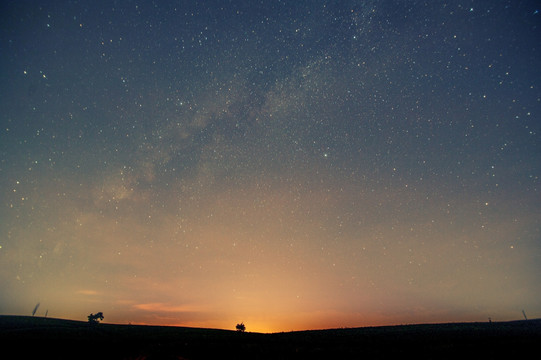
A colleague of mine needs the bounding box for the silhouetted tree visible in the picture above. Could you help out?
[88,312,104,324]
[236,322,246,332]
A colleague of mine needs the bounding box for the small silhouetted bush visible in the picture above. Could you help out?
[88,312,104,324]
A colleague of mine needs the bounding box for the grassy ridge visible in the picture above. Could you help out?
[1,315,539,359]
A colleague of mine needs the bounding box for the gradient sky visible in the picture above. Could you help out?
[1,0,540,333]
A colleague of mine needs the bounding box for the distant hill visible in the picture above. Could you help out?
[1,315,540,359]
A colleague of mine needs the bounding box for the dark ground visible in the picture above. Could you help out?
[1,315,539,359]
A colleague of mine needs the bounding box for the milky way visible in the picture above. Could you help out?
[1,1,540,332]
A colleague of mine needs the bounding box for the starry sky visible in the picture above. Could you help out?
[1,0,540,333]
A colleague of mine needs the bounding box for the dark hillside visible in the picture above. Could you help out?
[1,315,539,359]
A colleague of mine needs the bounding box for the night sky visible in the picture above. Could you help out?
[1,1,540,333]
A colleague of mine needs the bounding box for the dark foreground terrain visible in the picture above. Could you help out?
[1,315,539,359]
